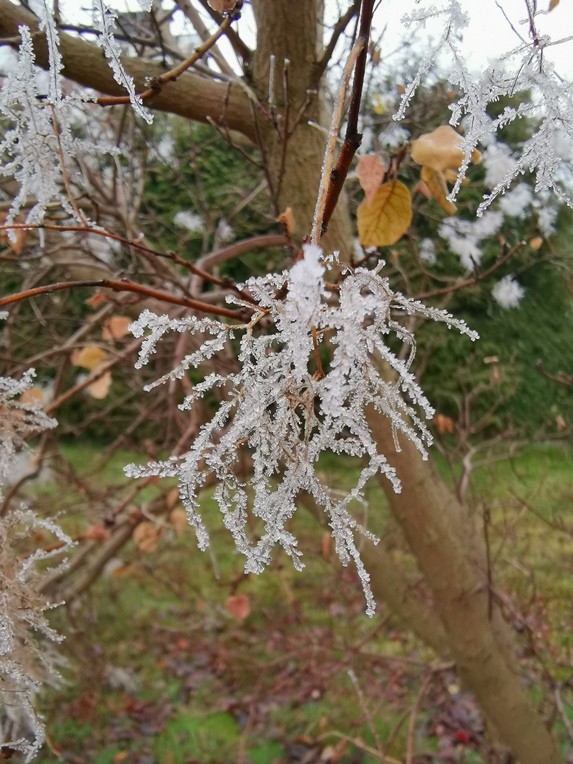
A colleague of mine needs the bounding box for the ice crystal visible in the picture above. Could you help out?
[492,275,525,310]
[0,24,114,231]
[92,1,153,124]
[0,369,71,761]
[396,1,573,212]
[126,247,478,615]
[173,210,204,232]
[0,370,56,496]
[438,210,503,271]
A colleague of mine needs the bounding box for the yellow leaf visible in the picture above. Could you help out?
[356,154,387,205]
[372,93,385,116]
[72,345,107,371]
[549,0,560,10]
[420,166,457,215]
[357,180,412,248]
[102,315,131,341]
[411,125,481,172]
[529,236,543,250]
[86,370,112,399]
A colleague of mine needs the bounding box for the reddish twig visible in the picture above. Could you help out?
[0,278,245,319]
[319,0,375,237]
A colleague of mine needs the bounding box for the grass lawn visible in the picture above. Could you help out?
[22,441,573,762]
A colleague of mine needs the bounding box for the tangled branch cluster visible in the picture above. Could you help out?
[126,246,478,614]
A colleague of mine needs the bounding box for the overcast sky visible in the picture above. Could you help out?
[1,1,572,83]
[371,0,573,73]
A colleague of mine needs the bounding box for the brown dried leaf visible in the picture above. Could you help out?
[9,228,28,256]
[433,413,455,434]
[225,593,250,622]
[276,207,295,235]
[166,486,179,511]
[169,507,188,536]
[420,166,457,215]
[529,236,543,251]
[411,125,481,172]
[133,521,162,553]
[356,154,386,205]
[102,315,131,341]
[357,180,412,247]
[207,0,236,11]
[555,413,566,431]
[82,524,111,542]
[72,345,107,371]
[86,370,112,399]
[19,386,45,407]
[549,0,560,10]
[86,292,109,308]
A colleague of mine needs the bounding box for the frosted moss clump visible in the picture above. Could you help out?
[126,246,478,615]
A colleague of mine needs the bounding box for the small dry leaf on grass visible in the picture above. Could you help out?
[433,413,455,435]
[82,524,111,542]
[169,507,188,536]
[225,593,250,622]
[133,521,163,553]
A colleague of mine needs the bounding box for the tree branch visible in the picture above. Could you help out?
[313,1,360,88]
[96,15,233,108]
[191,0,252,63]
[0,0,255,139]
[0,279,246,319]
[320,0,375,236]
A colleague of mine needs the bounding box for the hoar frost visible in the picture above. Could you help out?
[0,366,72,761]
[126,246,478,616]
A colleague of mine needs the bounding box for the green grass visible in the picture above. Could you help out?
[24,441,573,762]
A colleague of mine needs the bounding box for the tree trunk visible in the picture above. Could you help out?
[250,0,352,259]
[250,2,560,760]
[370,415,560,763]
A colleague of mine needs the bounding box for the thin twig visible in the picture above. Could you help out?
[310,38,365,244]
[0,279,245,319]
[97,16,232,107]
[316,0,375,239]
[405,673,433,764]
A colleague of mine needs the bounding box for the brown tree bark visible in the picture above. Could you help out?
[0,0,255,138]
[370,415,560,763]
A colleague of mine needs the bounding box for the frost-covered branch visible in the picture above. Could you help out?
[395,0,573,211]
[125,247,478,615]
[0,357,72,761]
